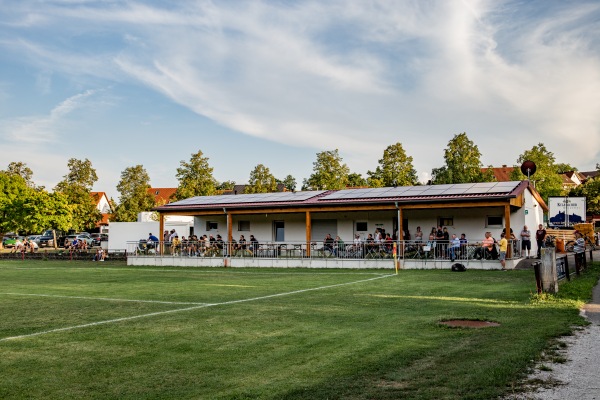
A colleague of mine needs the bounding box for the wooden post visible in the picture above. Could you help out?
[504,204,512,258]
[227,212,232,256]
[159,213,164,255]
[306,211,311,257]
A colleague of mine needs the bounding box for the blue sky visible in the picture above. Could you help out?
[1,0,599,200]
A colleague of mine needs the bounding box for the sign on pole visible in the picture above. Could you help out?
[548,197,586,228]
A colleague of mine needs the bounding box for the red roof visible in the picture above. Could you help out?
[90,191,107,206]
[148,188,177,205]
[481,166,514,182]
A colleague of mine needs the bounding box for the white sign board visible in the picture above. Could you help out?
[548,197,586,227]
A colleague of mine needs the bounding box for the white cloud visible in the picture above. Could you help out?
[1,0,599,190]
[0,89,101,143]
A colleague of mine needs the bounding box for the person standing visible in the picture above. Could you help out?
[498,232,508,270]
[535,224,546,259]
[520,225,531,258]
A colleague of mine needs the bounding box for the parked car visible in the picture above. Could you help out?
[91,233,108,247]
[64,233,94,247]
[2,234,24,248]
[38,230,67,248]
[27,235,42,246]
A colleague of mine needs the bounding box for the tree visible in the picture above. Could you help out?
[3,161,35,188]
[113,165,156,222]
[0,172,70,244]
[54,158,101,232]
[368,142,418,186]
[555,163,577,174]
[216,180,236,191]
[509,143,563,203]
[281,175,297,191]
[173,150,217,200]
[431,133,494,184]
[245,164,278,194]
[347,173,367,187]
[303,149,350,190]
[569,177,600,215]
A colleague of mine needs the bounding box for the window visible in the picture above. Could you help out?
[206,221,218,231]
[238,221,250,231]
[356,222,368,232]
[438,217,454,227]
[486,216,503,227]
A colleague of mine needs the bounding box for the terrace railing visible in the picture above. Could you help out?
[127,240,521,262]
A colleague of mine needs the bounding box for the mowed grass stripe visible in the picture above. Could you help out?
[0,272,394,342]
[0,292,209,305]
[1,260,598,400]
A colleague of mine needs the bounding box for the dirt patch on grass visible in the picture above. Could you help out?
[439,319,500,328]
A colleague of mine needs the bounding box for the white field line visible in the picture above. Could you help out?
[0,292,207,305]
[0,266,390,276]
[0,274,395,342]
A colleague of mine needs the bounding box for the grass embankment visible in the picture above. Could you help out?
[0,260,598,400]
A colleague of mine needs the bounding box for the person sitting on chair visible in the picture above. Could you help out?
[474,232,495,260]
[448,234,460,261]
[323,234,335,256]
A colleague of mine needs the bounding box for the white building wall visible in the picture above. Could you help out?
[108,220,193,251]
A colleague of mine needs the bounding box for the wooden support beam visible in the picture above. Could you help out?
[504,204,512,258]
[159,213,164,255]
[306,211,311,257]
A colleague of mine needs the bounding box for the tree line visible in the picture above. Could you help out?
[1,133,598,235]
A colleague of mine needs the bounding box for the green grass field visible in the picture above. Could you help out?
[0,260,598,400]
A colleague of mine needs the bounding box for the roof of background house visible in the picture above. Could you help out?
[480,165,514,182]
[90,192,108,206]
[156,180,547,212]
[148,188,177,205]
[580,170,599,181]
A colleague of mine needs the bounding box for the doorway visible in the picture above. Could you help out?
[274,221,285,242]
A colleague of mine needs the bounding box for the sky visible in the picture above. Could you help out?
[1,0,599,201]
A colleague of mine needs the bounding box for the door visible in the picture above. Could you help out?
[274,221,285,242]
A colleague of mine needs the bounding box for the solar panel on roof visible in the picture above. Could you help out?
[442,187,473,195]
[168,191,326,206]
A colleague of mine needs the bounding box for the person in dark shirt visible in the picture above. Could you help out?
[323,234,334,254]
[535,224,546,258]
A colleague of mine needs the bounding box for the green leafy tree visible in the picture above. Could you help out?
[431,133,494,184]
[0,172,31,238]
[113,165,156,222]
[216,180,236,191]
[367,177,384,188]
[281,175,297,191]
[569,177,600,215]
[303,149,350,190]
[54,158,101,232]
[555,163,577,174]
[245,164,278,194]
[0,172,70,244]
[173,150,217,200]
[368,142,418,186]
[347,173,367,187]
[21,190,71,233]
[4,161,35,188]
[509,143,563,203]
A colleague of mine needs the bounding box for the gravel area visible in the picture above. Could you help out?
[504,255,600,400]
